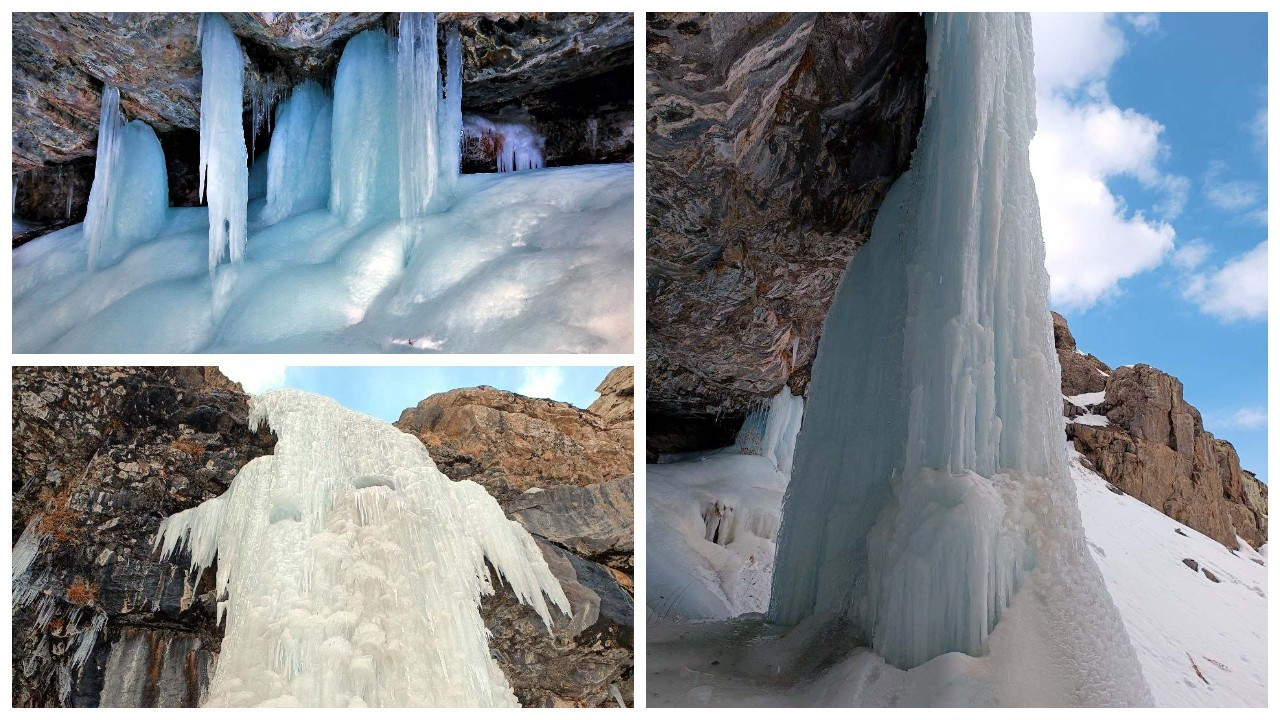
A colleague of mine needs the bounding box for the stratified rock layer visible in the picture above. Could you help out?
[11,366,276,708]
[646,12,927,430]
[1055,315,1267,549]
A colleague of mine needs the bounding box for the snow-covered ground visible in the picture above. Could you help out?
[12,163,632,354]
[647,446,1267,706]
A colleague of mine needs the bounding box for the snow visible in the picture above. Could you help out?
[1066,391,1106,407]
[155,389,569,707]
[767,15,1146,696]
[14,15,632,353]
[1072,413,1110,427]
[1070,449,1267,707]
[198,12,249,272]
[649,444,1268,707]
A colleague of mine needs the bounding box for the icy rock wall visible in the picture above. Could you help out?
[84,86,170,269]
[198,13,249,272]
[769,14,1150,701]
[262,81,332,224]
[155,389,569,707]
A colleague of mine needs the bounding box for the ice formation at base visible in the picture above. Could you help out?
[763,13,1150,703]
[155,389,569,707]
[84,85,170,270]
[647,388,805,619]
[198,13,249,272]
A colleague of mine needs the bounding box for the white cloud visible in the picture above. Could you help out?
[517,367,564,400]
[1171,239,1211,271]
[220,364,289,394]
[1124,13,1161,36]
[1182,241,1268,321]
[1203,161,1263,213]
[1251,107,1268,150]
[1209,407,1268,431]
[1030,13,1188,311]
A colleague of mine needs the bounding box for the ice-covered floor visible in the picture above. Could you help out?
[647,446,1267,707]
[12,163,632,353]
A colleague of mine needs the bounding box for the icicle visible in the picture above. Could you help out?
[84,85,124,269]
[464,114,545,173]
[199,13,249,272]
[155,389,568,707]
[262,81,333,224]
[330,29,399,225]
[397,12,441,219]
[735,387,805,476]
[437,23,464,200]
[769,16,1149,703]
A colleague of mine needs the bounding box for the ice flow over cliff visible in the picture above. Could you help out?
[155,389,569,707]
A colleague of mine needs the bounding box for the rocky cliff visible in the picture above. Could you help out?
[11,366,276,707]
[13,367,634,708]
[13,12,633,234]
[1055,313,1267,549]
[396,366,635,707]
[646,12,927,450]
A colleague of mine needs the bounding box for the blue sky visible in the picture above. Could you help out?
[220,365,617,422]
[1031,13,1268,480]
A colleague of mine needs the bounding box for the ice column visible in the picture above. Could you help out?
[397,12,441,220]
[736,386,805,476]
[437,24,464,200]
[768,13,1090,670]
[155,390,569,707]
[330,30,400,225]
[262,81,333,224]
[84,85,170,270]
[198,13,249,272]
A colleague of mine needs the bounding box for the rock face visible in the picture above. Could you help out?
[398,367,635,707]
[11,366,276,708]
[396,384,633,507]
[646,12,927,436]
[1055,314,1268,549]
[13,11,633,234]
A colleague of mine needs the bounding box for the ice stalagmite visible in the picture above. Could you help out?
[330,30,400,225]
[199,13,249,271]
[84,85,170,270]
[155,390,569,707]
[768,13,1151,703]
[262,81,333,224]
[397,12,441,220]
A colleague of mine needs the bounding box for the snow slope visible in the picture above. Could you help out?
[648,445,1268,706]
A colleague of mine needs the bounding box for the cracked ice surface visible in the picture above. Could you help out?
[156,389,569,707]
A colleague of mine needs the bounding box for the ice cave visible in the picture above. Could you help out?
[12,12,633,353]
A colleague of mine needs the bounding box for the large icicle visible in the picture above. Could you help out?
[155,390,569,707]
[397,12,441,220]
[735,386,805,476]
[767,13,1151,704]
[84,85,170,270]
[330,30,400,225]
[437,24,464,200]
[198,13,249,272]
[262,81,333,224]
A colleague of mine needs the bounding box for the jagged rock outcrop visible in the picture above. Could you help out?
[646,12,928,441]
[14,13,632,226]
[1056,315,1268,549]
[11,366,276,708]
[396,384,633,507]
[398,368,635,706]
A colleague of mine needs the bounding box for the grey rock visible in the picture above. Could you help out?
[510,478,634,570]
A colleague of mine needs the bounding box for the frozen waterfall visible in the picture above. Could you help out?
[767,13,1151,704]
[330,29,400,225]
[155,390,569,707]
[262,81,332,225]
[198,12,249,272]
[84,85,169,270]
